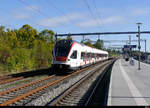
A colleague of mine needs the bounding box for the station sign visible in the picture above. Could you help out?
[122,45,137,52]
[124,45,136,48]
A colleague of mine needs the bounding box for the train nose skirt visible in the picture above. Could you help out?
[52,64,70,70]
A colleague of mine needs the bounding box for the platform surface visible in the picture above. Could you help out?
[107,58,150,106]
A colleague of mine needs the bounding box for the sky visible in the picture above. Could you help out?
[0,0,150,52]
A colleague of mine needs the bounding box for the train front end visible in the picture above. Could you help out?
[51,40,73,70]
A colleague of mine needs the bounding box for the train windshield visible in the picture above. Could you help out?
[55,40,73,57]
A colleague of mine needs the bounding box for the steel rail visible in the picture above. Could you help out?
[84,60,115,106]
[0,75,56,96]
[0,77,24,85]
[49,60,113,106]
[0,60,107,106]
[0,76,12,81]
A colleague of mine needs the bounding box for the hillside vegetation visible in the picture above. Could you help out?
[0,24,119,76]
[0,24,55,76]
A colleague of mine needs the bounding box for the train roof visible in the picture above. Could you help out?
[56,39,108,54]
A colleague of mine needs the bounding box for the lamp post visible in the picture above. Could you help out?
[136,23,142,70]
[129,35,131,58]
[98,35,100,40]
[145,39,147,60]
[55,33,57,41]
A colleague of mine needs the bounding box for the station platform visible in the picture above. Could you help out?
[107,58,150,106]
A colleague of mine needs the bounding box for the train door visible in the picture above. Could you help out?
[70,50,77,69]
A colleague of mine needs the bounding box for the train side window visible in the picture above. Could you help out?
[97,54,99,59]
[92,53,94,58]
[97,53,99,59]
[87,53,89,60]
[100,54,102,57]
[87,53,91,60]
[81,52,84,59]
[90,53,92,60]
[70,50,77,59]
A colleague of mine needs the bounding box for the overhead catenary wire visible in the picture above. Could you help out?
[83,0,102,30]
[92,0,105,30]
[17,0,68,28]
[17,0,48,18]
[82,0,105,42]
[0,0,43,30]
[45,0,67,18]
[45,0,84,34]
[0,0,64,33]
[92,0,107,40]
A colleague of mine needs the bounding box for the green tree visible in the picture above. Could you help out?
[0,26,5,36]
[39,29,55,43]
[83,39,94,48]
[66,34,72,40]
[17,24,38,48]
[6,28,18,48]
[93,39,104,50]
[0,24,56,76]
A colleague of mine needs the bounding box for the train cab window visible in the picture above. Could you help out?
[70,50,77,59]
[55,40,72,57]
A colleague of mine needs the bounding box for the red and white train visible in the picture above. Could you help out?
[51,39,108,70]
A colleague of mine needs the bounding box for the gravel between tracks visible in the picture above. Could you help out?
[26,63,106,106]
[0,75,48,92]
[54,63,108,106]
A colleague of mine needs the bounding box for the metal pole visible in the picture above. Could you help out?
[137,23,142,70]
[98,35,100,40]
[145,39,147,60]
[129,35,131,45]
[129,35,131,57]
[138,25,141,70]
[83,35,85,41]
[55,33,57,41]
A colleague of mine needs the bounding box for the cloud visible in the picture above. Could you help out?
[39,13,84,27]
[24,5,41,12]
[12,5,41,20]
[77,16,125,28]
[14,13,31,19]
[130,7,150,16]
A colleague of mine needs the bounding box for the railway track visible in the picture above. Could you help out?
[0,77,24,85]
[0,76,12,81]
[0,59,113,106]
[48,59,115,106]
[85,60,113,106]
[0,68,51,86]
[0,75,58,105]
